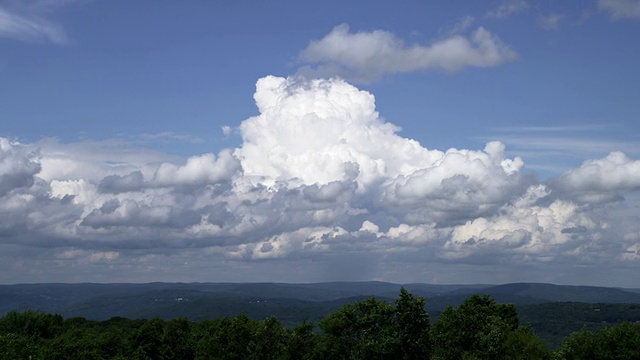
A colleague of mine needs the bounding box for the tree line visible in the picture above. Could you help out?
[1,288,639,359]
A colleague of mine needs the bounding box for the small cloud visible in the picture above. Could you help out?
[221,125,232,136]
[537,13,563,30]
[553,151,640,204]
[598,0,640,20]
[298,24,518,82]
[485,0,530,19]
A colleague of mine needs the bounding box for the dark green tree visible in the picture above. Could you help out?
[0,309,63,339]
[0,332,41,359]
[129,318,169,359]
[317,296,400,359]
[556,322,640,360]
[196,313,257,359]
[163,317,195,360]
[287,320,316,360]
[432,294,549,360]
[395,287,431,359]
[253,316,288,359]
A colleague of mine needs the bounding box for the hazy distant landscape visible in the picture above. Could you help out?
[3,281,640,348]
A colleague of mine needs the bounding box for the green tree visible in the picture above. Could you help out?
[317,297,400,359]
[253,316,288,359]
[432,294,548,360]
[44,326,102,360]
[315,289,432,359]
[129,318,169,359]
[0,332,41,359]
[196,313,257,360]
[163,317,195,360]
[0,309,64,339]
[287,320,316,360]
[556,322,640,360]
[395,287,431,359]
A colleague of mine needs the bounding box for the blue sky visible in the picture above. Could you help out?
[1,0,640,286]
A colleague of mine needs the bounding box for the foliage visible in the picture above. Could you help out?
[315,287,431,359]
[431,294,550,360]
[518,302,640,348]
[555,321,640,360]
[20,290,640,359]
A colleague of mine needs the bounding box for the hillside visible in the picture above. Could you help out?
[3,281,640,346]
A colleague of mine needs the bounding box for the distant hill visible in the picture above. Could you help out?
[3,281,640,347]
[2,281,640,331]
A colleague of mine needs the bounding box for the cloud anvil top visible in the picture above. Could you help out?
[0,0,639,286]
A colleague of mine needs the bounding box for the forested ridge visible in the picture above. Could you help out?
[2,289,640,359]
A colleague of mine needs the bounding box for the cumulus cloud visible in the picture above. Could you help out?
[1,74,639,284]
[447,185,597,260]
[598,0,640,20]
[237,76,432,188]
[237,75,524,218]
[553,152,640,203]
[0,138,41,196]
[298,24,518,82]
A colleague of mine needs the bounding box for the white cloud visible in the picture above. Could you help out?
[236,75,433,189]
[298,24,518,82]
[34,137,184,183]
[481,125,640,178]
[1,74,639,284]
[0,3,69,44]
[0,138,41,196]
[237,76,524,217]
[152,150,240,188]
[598,0,640,20]
[485,0,529,19]
[447,185,597,259]
[382,141,524,212]
[554,151,640,203]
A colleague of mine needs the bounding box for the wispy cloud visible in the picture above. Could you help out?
[298,24,518,82]
[122,131,205,144]
[448,15,476,35]
[537,13,563,30]
[0,1,72,44]
[598,0,640,20]
[485,0,530,19]
[479,124,640,177]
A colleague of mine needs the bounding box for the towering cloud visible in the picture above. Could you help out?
[236,75,434,189]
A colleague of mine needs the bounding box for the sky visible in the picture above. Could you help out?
[1,0,640,287]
